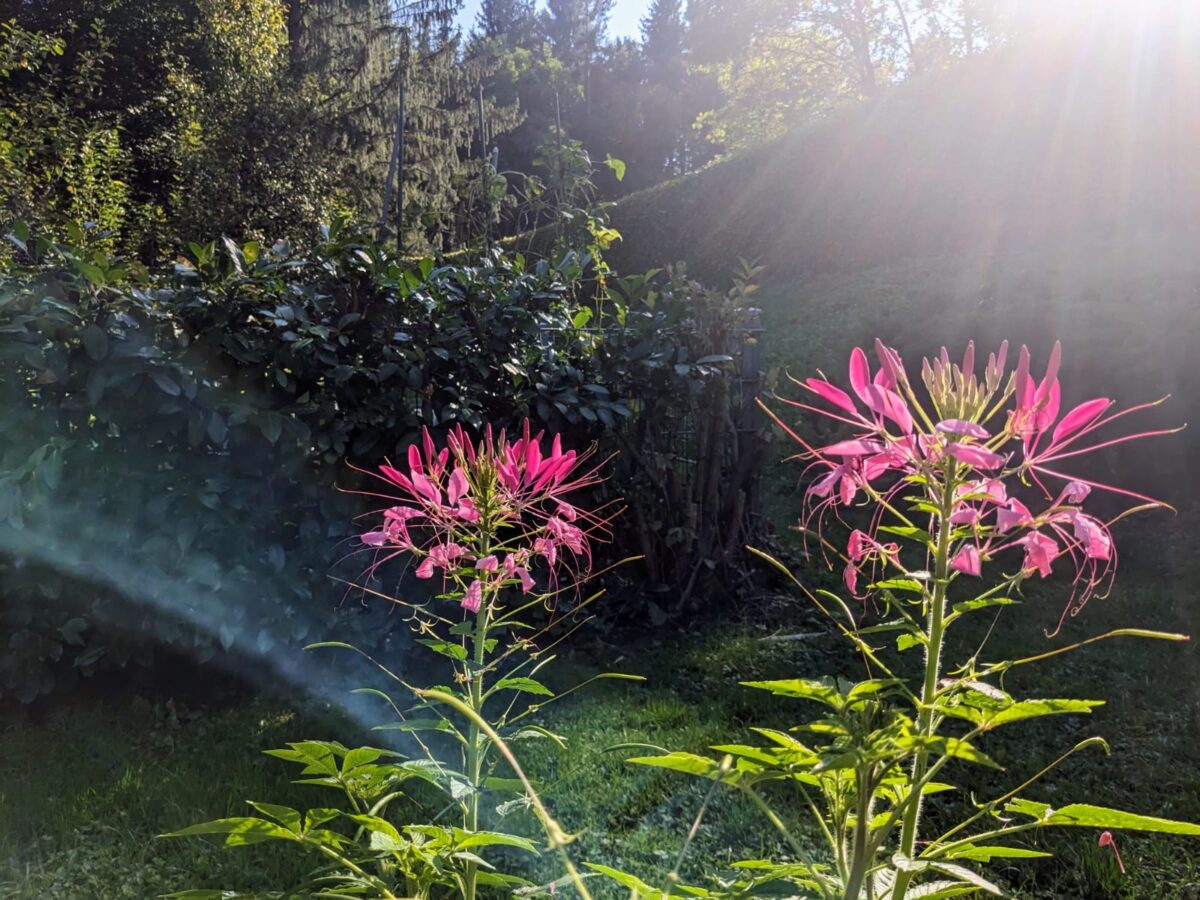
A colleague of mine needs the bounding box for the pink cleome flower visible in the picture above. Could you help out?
[354,421,608,613]
[767,339,1177,631]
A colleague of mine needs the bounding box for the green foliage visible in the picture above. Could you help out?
[0,21,129,255]
[0,219,760,703]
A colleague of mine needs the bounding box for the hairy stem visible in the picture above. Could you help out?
[890,479,954,900]
[463,536,493,900]
[843,765,874,899]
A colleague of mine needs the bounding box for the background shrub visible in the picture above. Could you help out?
[0,220,766,703]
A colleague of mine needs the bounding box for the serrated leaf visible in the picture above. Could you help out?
[949,597,1018,619]
[458,830,539,853]
[246,802,301,833]
[943,845,1052,862]
[873,578,925,594]
[1004,799,1200,834]
[416,638,468,661]
[897,633,924,652]
[942,698,1102,728]
[506,725,567,749]
[627,752,724,778]
[160,817,298,845]
[585,863,657,897]
[492,676,554,697]
[740,678,842,706]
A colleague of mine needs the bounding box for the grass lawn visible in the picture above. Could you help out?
[2,568,1198,899]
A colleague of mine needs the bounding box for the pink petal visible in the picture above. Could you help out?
[873,339,902,389]
[839,474,858,506]
[848,529,869,561]
[447,467,468,506]
[379,464,413,491]
[995,498,1033,534]
[822,439,885,457]
[361,530,388,547]
[525,437,542,482]
[945,442,1006,470]
[1071,513,1112,560]
[1014,345,1031,408]
[415,558,435,579]
[866,385,913,434]
[1033,378,1062,433]
[936,419,990,439]
[410,471,441,504]
[476,555,499,572]
[421,428,435,465]
[805,378,858,414]
[512,566,535,593]
[462,580,483,613]
[848,347,873,405]
[951,544,982,576]
[949,504,979,525]
[1018,531,1058,578]
[1062,481,1091,504]
[1050,398,1111,447]
[843,563,859,596]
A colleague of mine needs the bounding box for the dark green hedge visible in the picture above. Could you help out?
[0,222,761,703]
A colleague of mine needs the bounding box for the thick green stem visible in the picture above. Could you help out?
[890,481,954,900]
[843,766,874,899]
[463,537,493,900]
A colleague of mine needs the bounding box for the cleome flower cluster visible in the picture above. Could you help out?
[357,421,606,612]
[769,339,1177,631]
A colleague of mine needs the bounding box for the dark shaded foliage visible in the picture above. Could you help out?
[0,222,763,703]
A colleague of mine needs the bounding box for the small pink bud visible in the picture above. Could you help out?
[1098,831,1125,874]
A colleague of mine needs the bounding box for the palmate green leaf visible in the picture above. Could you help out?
[904,880,981,898]
[304,808,340,832]
[751,728,815,751]
[491,676,555,697]
[740,677,841,706]
[847,679,901,701]
[374,717,466,745]
[892,856,1002,896]
[872,578,926,594]
[942,844,1052,862]
[345,813,402,844]
[456,829,539,853]
[926,862,1002,895]
[416,638,468,661]
[475,871,535,888]
[710,743,806,768]
[584,863,659,897]
[627,751,723,778]
[743,676,900,708]
[507,725,568,749]
[246,802,301,833]
[909,736,1001,770]
[1004,799,1200,834]
[877,525,933,546]
[342,747,391,772]
[160,816,299,846]
[943,698,1104,729]
[947,597,1018,623]
[897,633,924,652]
